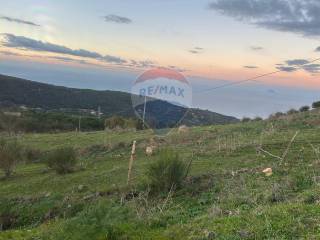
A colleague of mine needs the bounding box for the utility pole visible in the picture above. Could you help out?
[98,106,101,119]
[142,95,147,129]
[78,116,81,132]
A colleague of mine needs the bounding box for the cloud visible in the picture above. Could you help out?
[0,16,40,27]
[1,33,126,64]
[0,50,91,65]
[276,58,320,73]
[0,50,22,56]
[101,55,126,64]
[250,46,263,51]
[208,0,320,36]
[189,47,204,54]
[315,46,320,52]
[168,65,188,73]
[189,50,200,54]
[302,63,320,73]
[129,59,156,68]
[276,66,297,72]
[0,34,161,70]
[285,59,310,66]
[243,65,258,69]
[104,14,132,24]
[48,56,89,65]
[267,89,276,94]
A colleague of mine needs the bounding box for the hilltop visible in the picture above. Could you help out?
[0,74,238,127]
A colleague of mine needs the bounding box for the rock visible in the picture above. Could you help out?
[262,168,273,176]
[204,230,216,239]
[238,230,252,238]
[77,185,87,192]
[82,194,96,201]
[178,125,189,133]
[145,146,153,156]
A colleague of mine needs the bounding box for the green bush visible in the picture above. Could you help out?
[46,147,78,174]
[25,148,43,163]
[299,106,310,112]
[287,109,298,115]
[146,149,189,193]
[253,117,263,121]
[312,101,320,109]
[271,112,285,119]
[241,117,251,122]
[0,138,24,178]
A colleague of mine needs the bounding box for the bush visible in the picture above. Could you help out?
[241,117,251,122]
[105,116,126,129]
[269,112,285,120]
[312,101,320,109]
[287,109,298,115]
[299,106,310,112]
[0,138,24,178]
[46,147,78,174]
[253,117,263,121]
[25,148,43,163]
[146,149,189,193]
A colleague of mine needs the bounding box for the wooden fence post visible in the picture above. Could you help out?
[127,140,136,185]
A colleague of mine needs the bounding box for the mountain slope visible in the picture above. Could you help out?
[0,74,238,126]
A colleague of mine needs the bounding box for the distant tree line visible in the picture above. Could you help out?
[241,100,320,122]
[0,110,144,134]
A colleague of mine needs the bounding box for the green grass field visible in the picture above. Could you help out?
[1,110,320,239]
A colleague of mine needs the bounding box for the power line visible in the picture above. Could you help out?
[194,57,320,94]
[102,57,320,120]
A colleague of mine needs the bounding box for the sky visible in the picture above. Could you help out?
[0,0,319,118]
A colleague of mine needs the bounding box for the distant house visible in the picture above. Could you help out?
[3,112,22,117]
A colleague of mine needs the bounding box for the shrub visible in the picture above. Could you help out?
[25,148,43,163]
[46,147,78,174]
[241,117,251,122]
[269,112,285,120]
[299,106,310,112]
[287,109,298,115]
[312,101,320,109]
[0,138,24,178]
[146,149,189,193]
[274,112,285,118]
[105,116,125,129]
[253,117,263,121]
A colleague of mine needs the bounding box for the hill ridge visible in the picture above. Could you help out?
[0,74,238,126]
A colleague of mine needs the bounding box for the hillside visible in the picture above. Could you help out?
[1,109,320,239]
[0,74,238,126]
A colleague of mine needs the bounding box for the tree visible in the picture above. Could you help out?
[312,101,320,109]
[0,138,24,178]
[299,106,310,112]
[0,112,20,136]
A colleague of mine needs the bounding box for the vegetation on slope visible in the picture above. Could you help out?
[0,109,320,239]
[0,74,238,127]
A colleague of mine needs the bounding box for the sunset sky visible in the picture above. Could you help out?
[0,0,319,118]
